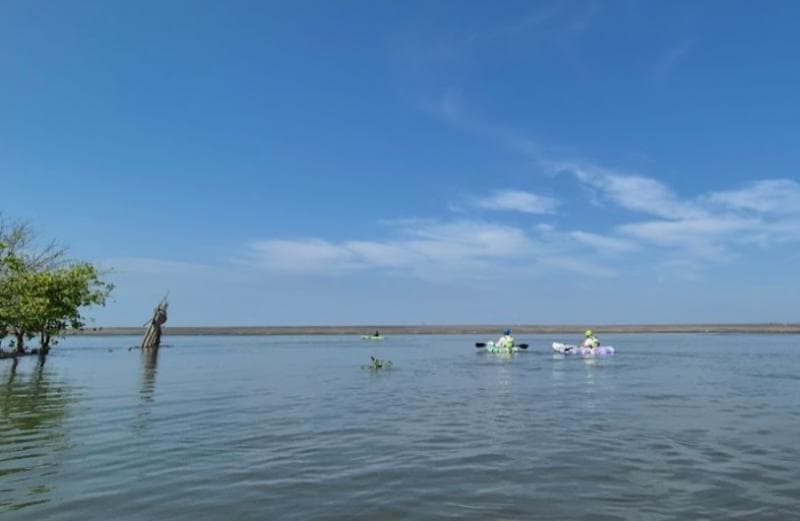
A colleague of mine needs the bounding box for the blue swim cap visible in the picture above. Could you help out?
[504,329,511,335]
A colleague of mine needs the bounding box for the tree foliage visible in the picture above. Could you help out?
[0,216,113,355]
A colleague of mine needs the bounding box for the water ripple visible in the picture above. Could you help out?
[2,334,800,520]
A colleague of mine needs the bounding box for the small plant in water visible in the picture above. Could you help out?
[365,356,392,370]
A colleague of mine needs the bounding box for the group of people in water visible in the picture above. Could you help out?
[496,328,600,349]
[365,329,602,368]
[367,329,600,349]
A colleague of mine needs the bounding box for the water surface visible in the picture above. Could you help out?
[2,334,799,520]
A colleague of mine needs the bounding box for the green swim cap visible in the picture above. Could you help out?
[585,330,593,337]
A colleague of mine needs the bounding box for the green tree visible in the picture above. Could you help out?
[1,216,113,355]
[0,256,33,353]
[28,264,112,352]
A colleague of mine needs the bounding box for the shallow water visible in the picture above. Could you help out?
[2,334,799,520]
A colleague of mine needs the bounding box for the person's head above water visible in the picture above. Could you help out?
[585,330,593,337]
[504,329,511,335]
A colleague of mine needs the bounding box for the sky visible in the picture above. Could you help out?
[2,1,799,326]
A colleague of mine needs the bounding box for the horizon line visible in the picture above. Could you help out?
[71,323,800,336]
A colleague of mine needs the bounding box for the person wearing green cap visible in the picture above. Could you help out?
[582,329,600,349]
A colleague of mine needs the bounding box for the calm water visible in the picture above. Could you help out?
[2,334,799,520]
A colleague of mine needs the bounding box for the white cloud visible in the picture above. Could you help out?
[762,219,800,243]
[569,231,637,253]
[475,189,559,214]
[245,239,358,272]
[426,93,800,281]
[617,216,760,245]
[403,220,534,258]
[709,179,800,214]
[548,160,800,265]
[238,219,614,280]
[535,223,555,234]
[343,241,419,268]
[600,175,704,219]
[238,168,798,282]
[616,216,761,259]
[241,220,536,277]
[551,161,706,219]
[238,168,800,284]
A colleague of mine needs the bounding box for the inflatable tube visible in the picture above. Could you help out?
[552,342,615,356]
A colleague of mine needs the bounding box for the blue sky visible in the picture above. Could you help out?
[2,1,799,325]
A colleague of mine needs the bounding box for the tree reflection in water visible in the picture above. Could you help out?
[0,358,75,512]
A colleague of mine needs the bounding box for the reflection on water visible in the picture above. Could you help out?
[132,349,159,434]
[140,349,159,403]
[583,356,597,386]
[0,359,74,512]
[2,334,799,520]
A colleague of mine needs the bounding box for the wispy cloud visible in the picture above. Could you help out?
[562,1,599,38]
[550,161,706,219]
[240,220,531,276]
[616,216,760,259]
[430,92,800,273]
[708,179,800,214]
[552,1,600,74]
[474,189,559,214]
[423,87,800,283]
[468,3,564,43]
[396,2,572,76]
[406,2,587,65]
[237,169,800,284]
[426,89,542,158]
[569,231,637,254]
[652,39,695,77]
[244,239,362,272]
[547,160,800,262]
[238,219,614,280]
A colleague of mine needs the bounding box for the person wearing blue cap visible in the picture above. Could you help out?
[495,328,515,349]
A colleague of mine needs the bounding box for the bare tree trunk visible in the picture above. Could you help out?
[14,331,25,354]
[141,297,168,349]
[40,330,51,354]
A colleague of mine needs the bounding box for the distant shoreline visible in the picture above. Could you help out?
[70,323,800,336]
